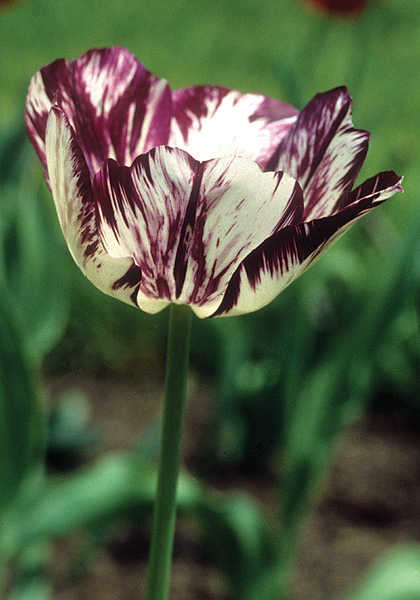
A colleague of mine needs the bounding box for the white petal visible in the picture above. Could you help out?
[170,86,298,167]
[45,107,143,308]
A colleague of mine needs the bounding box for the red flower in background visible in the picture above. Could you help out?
[303,0,369,16]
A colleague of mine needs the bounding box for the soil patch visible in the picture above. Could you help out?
[44,374,420,600]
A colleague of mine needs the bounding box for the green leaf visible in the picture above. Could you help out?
[0,283,45,514]
[7,543,52,600]
[7,178,69,361]
[0,138,70,363]
[13,453,201,550]
[197,491,274,600]
[341,546,420,600]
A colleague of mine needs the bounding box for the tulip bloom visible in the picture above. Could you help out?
[25,47,402,318]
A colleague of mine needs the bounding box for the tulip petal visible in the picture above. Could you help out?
[26,47,171,179]
[169,86,298,168]
[213,171,403,316]
[92,147,303,317]
[267,87,369,220]
[45,106,146,308]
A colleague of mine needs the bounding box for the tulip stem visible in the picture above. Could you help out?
[145,304,192,600]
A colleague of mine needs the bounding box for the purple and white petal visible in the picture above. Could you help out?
[180,155,303,317]
[169,86,298,168]
[45,106,143,307]
[26,47,172,178]
[92,147,196,314]
[343,171,403,208]
[213,171,403,316]
[92,147,303,317]
[267,87,369,220]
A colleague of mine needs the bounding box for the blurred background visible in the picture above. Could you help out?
[1,0,420,599]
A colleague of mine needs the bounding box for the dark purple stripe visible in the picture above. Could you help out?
[173,162,205,298]
[274,179,305,230]
[113,263,143,306]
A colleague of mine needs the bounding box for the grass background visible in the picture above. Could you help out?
[1,0,419,163]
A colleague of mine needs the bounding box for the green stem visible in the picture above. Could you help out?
[145,304,192,600]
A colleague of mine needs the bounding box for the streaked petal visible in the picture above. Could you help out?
[45,106,144,307]
[92,147,195,314]
[169,86,298,168]
[343,170,403,208]
[213,171,403,316]
[92,148,303,317]
[267,87,369,220]
[26,47,171,178]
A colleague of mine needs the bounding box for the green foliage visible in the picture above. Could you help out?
[4,446,271,599]
[198,491,274,600]
[341,546,420,600]
[0,121,70,363]
[0,283,45,514]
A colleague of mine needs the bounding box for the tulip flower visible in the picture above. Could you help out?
[25,47,402,318]
[25,47,404,600]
